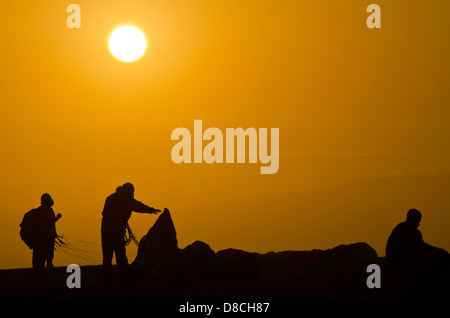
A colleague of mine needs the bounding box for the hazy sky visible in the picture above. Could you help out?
[1,1,449,268]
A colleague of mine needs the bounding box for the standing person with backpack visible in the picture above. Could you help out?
[20,193,62,274]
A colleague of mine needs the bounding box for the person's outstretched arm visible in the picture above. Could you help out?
[132,199,161,214]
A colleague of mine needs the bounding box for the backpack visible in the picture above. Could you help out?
[19,209,41,249]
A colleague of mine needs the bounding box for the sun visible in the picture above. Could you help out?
[109,26,147,62]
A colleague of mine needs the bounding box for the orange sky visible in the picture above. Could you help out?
[1,1,450,269]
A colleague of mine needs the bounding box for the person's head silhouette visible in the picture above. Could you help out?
[122,182,135,198]
[41,193,54,208]
[118,182,135,199]
[406,208,422,229]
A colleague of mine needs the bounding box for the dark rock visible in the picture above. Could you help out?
[258,242,377,268]
[327,242,378,264]
[215,248,262,281]
[257,242,379,283]
[180,241,216,259]
[133,208,179,272]
[183,240,215,257]
[132,208,380,288]
[133,212,217,282]
[177,241,216,280]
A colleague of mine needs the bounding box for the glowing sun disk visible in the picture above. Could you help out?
[109,26,147,62]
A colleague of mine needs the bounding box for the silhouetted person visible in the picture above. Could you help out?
[101,183,161,282]
[386,209,450,283]
[20,193,62,274]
